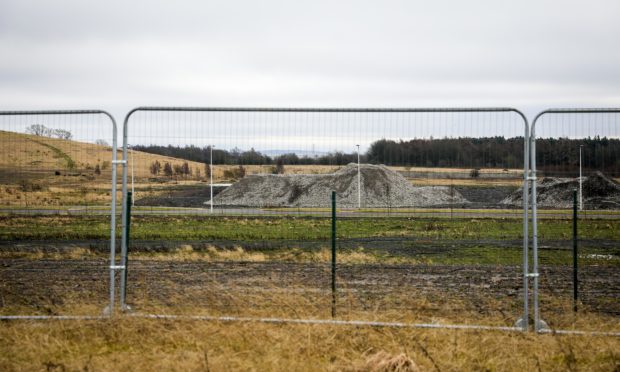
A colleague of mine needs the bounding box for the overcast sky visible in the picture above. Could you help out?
[1,0,619,123]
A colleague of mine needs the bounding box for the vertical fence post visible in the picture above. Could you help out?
[120,111,130,311]
[331,191,337,318]
[573,189,578,312]
[516,116,530,332]
[120,191,132,310]
[108,116,119,316]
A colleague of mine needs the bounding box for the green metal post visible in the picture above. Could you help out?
[573,189,578,312]
[120,191,132,310]
[331,191,336,318]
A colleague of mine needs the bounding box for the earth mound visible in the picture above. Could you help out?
[212,163,468,208]
[501,171,620,209]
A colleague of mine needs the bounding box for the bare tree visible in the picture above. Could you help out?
[53,129,72,140]
[26,124,52,137]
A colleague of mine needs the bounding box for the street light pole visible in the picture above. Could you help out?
[579,145,583,211]
[210,145,214,213]
[131,149,135,206]
[356,144,361,209]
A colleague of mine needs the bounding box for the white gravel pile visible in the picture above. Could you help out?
[212,163,468,208]
[501,171,620,209]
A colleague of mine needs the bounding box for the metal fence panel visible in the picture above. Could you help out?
[120,107,530,329]
[0,110,119,316]
[530,108,620,333]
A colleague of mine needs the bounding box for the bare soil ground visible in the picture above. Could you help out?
[1,254,618,330]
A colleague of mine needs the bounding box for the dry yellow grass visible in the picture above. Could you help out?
[0,130,206,178]
[0,245,426,265]
[0,130,119,170]
[1,247,618,370]
[0,315,618,371]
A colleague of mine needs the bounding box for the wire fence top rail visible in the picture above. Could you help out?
[531,108,620,132]
[123,106,529,126]
[0,109,117,124]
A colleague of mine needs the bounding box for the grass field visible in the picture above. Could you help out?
[1,215,618,241]
[1,215,619,370]
[0,317,617,371]
[1,215,618,268]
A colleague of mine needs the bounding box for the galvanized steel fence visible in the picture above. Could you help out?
[530,109,620,332]
[0,110,120,316]
[119,107,532,330]
[1,106,618,337]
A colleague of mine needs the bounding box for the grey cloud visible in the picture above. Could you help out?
[0,0,618,122]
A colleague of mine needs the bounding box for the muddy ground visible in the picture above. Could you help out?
[1,246,618,324]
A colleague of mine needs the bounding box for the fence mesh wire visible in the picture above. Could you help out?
[533,111,620,331]
[0,111,117,316]
[121,108,529,326]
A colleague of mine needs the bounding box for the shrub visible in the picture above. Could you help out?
[274,158,285,174]
[163,162,173,177]
[223,165,247,180]
[149,160,162,175]
[19,180,47,192]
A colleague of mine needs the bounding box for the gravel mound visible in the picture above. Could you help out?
[501,171,620,209]
[212,163,468,208]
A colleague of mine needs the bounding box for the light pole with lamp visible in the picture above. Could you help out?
[579,145,583,211]
[356,144,361,209]
[210,145,214,213]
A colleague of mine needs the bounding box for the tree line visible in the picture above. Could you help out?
[133,136,620,173]
[131,144,362,166]
[26,124,72,140]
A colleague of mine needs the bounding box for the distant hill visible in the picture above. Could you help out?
[0,130,205,179]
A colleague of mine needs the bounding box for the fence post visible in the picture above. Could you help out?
[120,191,132,310]
[573,189,578,312]
[331,191,337,318]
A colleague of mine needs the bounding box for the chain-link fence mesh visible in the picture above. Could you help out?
[0,111,118,316]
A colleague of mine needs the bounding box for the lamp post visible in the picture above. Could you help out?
[131,149,135,206]
[356,144,361,209]
[579,145,583,211]
[210,145,214,213]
